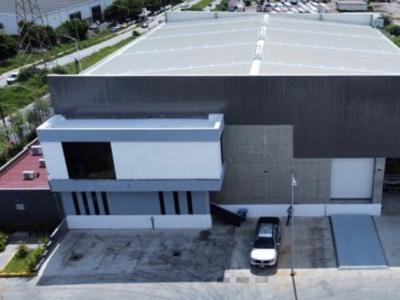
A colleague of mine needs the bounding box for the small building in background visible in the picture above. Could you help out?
[0,0,114,35]
[0,139,64,232]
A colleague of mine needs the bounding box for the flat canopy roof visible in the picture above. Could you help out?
[84,13,400,76]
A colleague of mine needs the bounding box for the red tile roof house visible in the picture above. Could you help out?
[0,138,64,233]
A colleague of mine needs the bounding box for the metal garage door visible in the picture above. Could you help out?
[330,158,374,199]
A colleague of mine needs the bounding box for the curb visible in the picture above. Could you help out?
[0,272,36,278]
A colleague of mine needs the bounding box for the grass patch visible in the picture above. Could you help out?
[66,35,137,74]
[1,249,37,274]
[0,78,49,116]
[0,30,121,75]
[188,0,214,10]
[0,34,138,115]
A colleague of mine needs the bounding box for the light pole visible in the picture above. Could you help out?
[61,35,82,73]
[290,171,297,277]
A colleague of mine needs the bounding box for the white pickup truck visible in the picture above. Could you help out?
[250,217,281,267]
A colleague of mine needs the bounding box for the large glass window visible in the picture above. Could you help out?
[63,142,116,179]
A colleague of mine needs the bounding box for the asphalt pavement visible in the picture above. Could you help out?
[3,212,400,299]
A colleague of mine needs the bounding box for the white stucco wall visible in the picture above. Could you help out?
[67,214,212,229]
[40,142,69,180]
[112,141,223,180]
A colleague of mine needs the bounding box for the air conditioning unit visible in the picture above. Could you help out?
[23,170,36,180]
[38,159,46,168]
[31,145,42,156]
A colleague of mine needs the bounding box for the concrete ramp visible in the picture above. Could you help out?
[330,215,386,269]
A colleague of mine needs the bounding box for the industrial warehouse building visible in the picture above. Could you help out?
[0,0,113,35]
[37,12,400,229]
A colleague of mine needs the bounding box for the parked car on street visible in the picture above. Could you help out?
[250,217,281,267]
[6,72,18,85]
[141,22,149,28]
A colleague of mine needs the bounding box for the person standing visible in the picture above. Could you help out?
[286,205,293,226]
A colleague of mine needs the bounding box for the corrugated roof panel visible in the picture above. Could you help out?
[99,44,252,75]
[85,14,400,76]
[260,42,400,75]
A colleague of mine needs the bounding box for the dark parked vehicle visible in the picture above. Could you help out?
[250,217,281,267]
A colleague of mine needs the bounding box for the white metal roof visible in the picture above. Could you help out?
[1,0,104,15]
[85,13,400,76]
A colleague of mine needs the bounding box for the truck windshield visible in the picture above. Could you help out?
[253,237,275,249]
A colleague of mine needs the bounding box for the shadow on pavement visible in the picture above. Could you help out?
[37,223,236,286]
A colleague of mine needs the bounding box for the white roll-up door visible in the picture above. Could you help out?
[330,158,374,199]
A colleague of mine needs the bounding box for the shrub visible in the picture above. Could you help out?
[50,65,69,74]
[382,15,392,26]
[15,241,29,259]
[18,66,47,82]
[0,231,8,252]
[386,24,400,36]
[0,34,18,60]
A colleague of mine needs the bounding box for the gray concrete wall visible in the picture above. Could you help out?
[212,125,293,204]
[212,125,335,205]
[372,158,385,204]
[294,159,332,204]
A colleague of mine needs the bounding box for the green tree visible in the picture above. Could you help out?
[56,19,89,42]
[145,0,162,12]
[104,2,129,22]
[9,112,25,143]
[18,21,57,50]
[0,34,18,60]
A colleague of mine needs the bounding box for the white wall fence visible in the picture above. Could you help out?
[67,214,212,229]
[221,203,381,218]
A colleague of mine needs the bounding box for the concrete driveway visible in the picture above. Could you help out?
[38,224,236,285]
[37,217,335,286]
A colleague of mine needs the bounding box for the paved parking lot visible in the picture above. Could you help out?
[37,217,335,286]
[38,224,236,285]
[4,215,400,299]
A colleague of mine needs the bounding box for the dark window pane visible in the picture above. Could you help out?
[62,142,116,179]
[82,192,90,215]
[173,191,180,215]
[186,191,193,215]
[158,192,166,215]
[101,192,110,215]
[72,192,81,215]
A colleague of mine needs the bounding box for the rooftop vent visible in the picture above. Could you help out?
[31,145,42,156]
[38,159,46,168]
[22,170,36,180]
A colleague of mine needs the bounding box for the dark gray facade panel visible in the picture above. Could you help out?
[163,192,175,215]
[49,75,400,158]
[38,128,223,142]
[192,192,209,214]
[49,174,224,192]
[107,192,160,215]
[61,192,75,215]
[178,191,188,215]
[0,190,64,224]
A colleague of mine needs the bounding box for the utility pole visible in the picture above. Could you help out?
[15,0,53,67]
[290,171,297,277]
